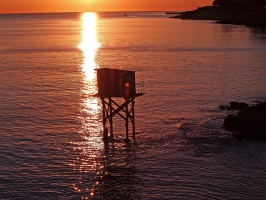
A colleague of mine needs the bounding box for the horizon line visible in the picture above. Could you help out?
[0,10,186,15]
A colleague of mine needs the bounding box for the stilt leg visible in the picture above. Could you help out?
[109,98,113,139]
[101,98,106,131]
[132,99,136,141]
[102,98,108,142]
[126,100,129,141]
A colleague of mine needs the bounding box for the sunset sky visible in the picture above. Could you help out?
[0,0,213,13]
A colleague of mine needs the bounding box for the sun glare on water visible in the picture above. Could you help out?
[78,12,102,142]
[74,12,104,198]
[78,12,101,132]
[79,12,100,86]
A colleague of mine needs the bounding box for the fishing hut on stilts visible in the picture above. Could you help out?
[94,68,144,141]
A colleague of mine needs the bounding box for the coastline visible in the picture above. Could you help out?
[171,5,266,27]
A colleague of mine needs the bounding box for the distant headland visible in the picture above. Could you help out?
[172,0,266,27]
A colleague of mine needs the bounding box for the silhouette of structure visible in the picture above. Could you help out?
[95,68,144,141]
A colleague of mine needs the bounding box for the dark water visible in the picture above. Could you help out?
[0,12,266,199]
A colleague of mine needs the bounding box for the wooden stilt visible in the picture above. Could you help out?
[132,99,136,141]
[125,99,129,141]
[101,98,108,142]
[109,98,113,139]
[101,98,105,130]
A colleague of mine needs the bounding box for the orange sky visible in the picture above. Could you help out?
[0,0,213,14]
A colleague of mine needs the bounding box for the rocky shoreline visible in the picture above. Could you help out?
[221,101,266,141]
[171,2,266,27]
[216,9,266,27]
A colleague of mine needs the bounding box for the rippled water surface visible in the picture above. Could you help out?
[0,12,266,199]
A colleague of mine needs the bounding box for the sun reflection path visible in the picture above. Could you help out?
[74,12,105,198]
[78,12,102,136]
[79,12,101,94]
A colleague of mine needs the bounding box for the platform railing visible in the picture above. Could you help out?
[136,81,145,94]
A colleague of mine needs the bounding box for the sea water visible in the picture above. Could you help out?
[0,12,266,199]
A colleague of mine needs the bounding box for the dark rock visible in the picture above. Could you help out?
[169,15,181,19]
[223,101,266,141]
[220,101,249,110]
[219,105,226,110]
[227,101,249,110]
[223,114,243,131]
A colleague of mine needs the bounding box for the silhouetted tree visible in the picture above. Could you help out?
[213,0,231,7]
[213,0,266,8]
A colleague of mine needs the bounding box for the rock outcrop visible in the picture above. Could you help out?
[219,101,249,110]
[222,101,266,141]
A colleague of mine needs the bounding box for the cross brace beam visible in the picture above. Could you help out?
[101,97,136,141]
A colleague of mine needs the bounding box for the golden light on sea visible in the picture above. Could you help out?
[73,12,104,196]
[79,12,100,86]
